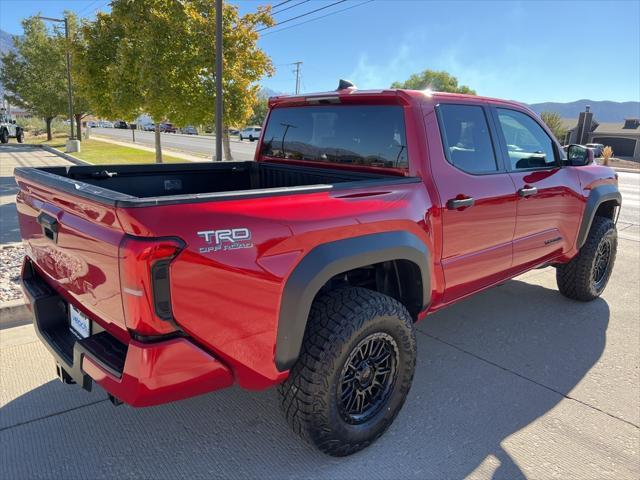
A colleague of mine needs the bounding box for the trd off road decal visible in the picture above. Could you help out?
[197,228,253,253]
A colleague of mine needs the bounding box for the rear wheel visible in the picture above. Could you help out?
[249,135,254,142]
[17,130,24,143]
[278,286,416,456]
[239,135,243,141]
[0,129,8,144]
[556,216,617,301]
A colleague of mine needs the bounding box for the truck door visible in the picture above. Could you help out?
[428,102,517,302]
[490,107,583,269]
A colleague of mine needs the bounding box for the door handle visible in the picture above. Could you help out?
[37,212,59,243]
[447,197,475,210]
[518,186,538,197]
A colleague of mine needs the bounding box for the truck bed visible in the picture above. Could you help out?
[15,161,417,207]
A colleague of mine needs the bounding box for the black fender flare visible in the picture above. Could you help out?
[275,231,431,371]
[576,184,621,249]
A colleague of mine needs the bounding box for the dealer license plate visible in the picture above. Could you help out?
[69,304,90,339]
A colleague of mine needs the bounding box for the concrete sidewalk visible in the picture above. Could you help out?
[0,145,72,244]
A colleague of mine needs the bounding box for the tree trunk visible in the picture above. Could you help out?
[75,113,82,141]
[155,123,163,163]
[222,125,233,161]
[45,117,53,141]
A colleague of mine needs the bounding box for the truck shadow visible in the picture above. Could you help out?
[1,277,608,479]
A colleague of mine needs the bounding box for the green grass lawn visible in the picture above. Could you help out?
[33,137,187,165]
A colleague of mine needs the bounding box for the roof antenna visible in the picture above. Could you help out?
[336,79,357,91]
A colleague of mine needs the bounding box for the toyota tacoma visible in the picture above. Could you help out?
[15,84,621,456]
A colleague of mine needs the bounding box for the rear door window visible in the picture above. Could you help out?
[437,104,499,174]
[261,105,408,168]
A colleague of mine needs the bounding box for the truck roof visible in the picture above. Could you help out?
[268,88,529,111]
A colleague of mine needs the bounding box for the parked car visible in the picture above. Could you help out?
[16,85,621,457]
[159,122,177,133]
[239,126,262,141]
[180,125,198,135]
[140,123,155,131]
[228,128,239,136]
[114,120,128,129]
[0,110,24,143]
[100,121,114,128]
[87,121,98,128]
[586,143,605,158]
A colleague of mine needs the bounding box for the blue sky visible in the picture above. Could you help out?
[1,0,639,103]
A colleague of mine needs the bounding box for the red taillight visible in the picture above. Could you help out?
[118,236,184,336]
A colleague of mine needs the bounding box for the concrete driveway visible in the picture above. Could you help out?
[0,145,71,244]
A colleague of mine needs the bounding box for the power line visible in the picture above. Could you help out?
[272,0,311,16]
[76,0,101,16]
[271,0,293,9]
[257,0,348,32]
[261,0,373,37]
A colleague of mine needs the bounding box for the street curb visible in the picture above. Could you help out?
[0,299,31,330]
[39,144,91,165]
[612,167,639,174]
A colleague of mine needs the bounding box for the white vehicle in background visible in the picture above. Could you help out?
[0,109,24,143]
[100,121,114,128]
[239,126,262,141]
[87,121,98,128]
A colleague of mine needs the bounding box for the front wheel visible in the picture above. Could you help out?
[556,216,617,301]
[239,135,243,141]
[278,286,417,456]
[249,136,254,142]
[0,129,8,144]
[17,130,24,143]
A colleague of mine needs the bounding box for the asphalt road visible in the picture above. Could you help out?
[1,145,639,478]
[91,127,258,160]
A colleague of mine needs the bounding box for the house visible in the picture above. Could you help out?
[565,106,640,160]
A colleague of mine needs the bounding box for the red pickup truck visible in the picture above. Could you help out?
[16,85,621,456]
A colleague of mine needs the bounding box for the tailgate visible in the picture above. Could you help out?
[16,173,128,337]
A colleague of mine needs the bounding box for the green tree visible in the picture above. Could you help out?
[65,12,93,140]
[540,111,567,143]
[0,17,67,140]
[391,69,476,94]
[248,94,268,127]
[77,0,274,162]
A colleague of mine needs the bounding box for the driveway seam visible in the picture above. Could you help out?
[416,328,640,430]
[0,399,109,433]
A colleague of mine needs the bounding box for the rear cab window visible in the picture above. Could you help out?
[260,105,408,169]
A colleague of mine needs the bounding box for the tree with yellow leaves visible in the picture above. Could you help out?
[75,0,273,162]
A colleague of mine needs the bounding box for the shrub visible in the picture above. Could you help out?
[601,146,613,165]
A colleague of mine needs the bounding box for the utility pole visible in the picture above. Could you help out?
[293,61,302,95]
[214,0,223,161]
[39,15,77,148]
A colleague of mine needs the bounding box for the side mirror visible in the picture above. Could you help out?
[566,144,594,166]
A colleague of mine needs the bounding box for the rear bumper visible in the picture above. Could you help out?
[21,259,234,407]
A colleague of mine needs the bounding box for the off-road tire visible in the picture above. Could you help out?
[17,130,24,143]
[0,129,8,144]
[278,286,417,456]
[239,135,243,141]
[249,136,255,142]
[557,216,617,301]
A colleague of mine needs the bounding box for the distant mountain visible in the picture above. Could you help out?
[528,100,640,123]
[260,87,285,98]
[0,29,14,56]
[0,29,17,98]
